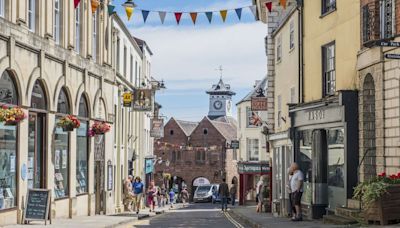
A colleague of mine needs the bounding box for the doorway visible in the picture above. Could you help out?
[94,135,105,215]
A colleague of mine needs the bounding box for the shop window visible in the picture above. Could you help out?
[76,96,89,194]
[327,129,345,188]
[247,138,259,161]
[54,88,70,199]
[0,71,18,210]
[299,130,313,204]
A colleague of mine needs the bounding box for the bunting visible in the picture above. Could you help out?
[235,8,242,20]
[280,0,287,9]
[265,2,272,12]
[107,4,116,16]
[220,10,228,22]
[126,7,134,21]
[190,12,198,25]
[205,12,213,23]
[159,11,167,24]
[174,12,183,24]
[142,10,150,23]
[249,5,257,19]
[74,0,81,9]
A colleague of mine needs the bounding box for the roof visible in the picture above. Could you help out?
[237,77,267,105]
[175,119,198,136]
[133,37,153,56]
[209,117,237,141]
[111,14,143,57]
[206,78,236,95]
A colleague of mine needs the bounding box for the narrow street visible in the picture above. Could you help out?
[134,203,243,228]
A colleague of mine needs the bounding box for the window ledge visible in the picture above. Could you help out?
[320,8,336,18]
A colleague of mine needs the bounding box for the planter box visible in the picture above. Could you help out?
[364,184,400,225]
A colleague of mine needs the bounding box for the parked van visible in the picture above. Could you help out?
[193,184,218,203]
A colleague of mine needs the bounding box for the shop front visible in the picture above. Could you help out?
[237,162,271,209]
[289,91,358,219]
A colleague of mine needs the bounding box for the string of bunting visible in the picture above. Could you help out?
[156,141,224,151]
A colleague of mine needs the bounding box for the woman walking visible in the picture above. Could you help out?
[132,176,144,214]
[147,181,157,212]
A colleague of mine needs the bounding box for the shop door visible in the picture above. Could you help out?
[94,135,105,214]
[28,113,47,189]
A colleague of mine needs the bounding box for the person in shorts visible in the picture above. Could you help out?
[290,163,304,221]
[147,181,157,212]
[132,176,144,214]
[169,189,175,208]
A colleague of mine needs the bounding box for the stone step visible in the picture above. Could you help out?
[347,199,361,209]
[336,207,361,219]
[323,214,358,225]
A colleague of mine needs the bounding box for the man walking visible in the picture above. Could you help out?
[290,163,304,221]
[219,178,229,212]
[229,184,237,206]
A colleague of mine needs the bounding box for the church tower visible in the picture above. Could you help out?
[206,78,236,119]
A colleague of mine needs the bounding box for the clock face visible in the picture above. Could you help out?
[213,100,223,110]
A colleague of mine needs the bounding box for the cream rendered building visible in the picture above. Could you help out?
[0,0,130,225]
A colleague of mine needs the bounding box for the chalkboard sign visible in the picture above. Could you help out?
[24,189,51,225]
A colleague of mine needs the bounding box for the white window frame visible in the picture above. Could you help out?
[247,138,259,161]
[28,0,36,32]
[92,10,98,61]
[116,38,120,72]
[289,20,295,50]
[130,55,134,83]
[54,0,61,44]
[277,35,282,62]
[0,0,5,18]
[75,5,81,53]
[123,46,127,76]
[323,42,336,96]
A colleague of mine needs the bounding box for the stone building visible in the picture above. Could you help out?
[153,79,238,199]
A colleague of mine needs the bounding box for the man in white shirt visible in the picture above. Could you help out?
[290,163,304,221]
[256,179,263,213]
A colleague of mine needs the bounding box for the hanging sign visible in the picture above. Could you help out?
[385,54,400,59]
[230,140,240,149]
[24,189,52,225]
[132,89,152,111]
[378,41,400,47]
[251,97,268,111]
[145,158,154,174]
[150,118,164,138]
[122,92,133,107]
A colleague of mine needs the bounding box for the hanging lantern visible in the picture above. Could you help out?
[122,0,137,21]
[91,0,100,14]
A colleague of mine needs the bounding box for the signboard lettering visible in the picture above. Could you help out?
[238,163,270,174]
[251,97,268,111]
[230,140,240,149]
[133,89,153,111]
[122,92,133,107]
[24,189,51,225]
[308,110,325,121]
[385,54,400,59]
[379,41,400,47]
[150,118,164,138]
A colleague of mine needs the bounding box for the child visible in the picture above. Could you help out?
[169,189,175,208]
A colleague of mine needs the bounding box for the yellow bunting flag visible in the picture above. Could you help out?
[220,10,228,22]
[126,7,134,21]
[190,12,198,25]
[280,0,287,9]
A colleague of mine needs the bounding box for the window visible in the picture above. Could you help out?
[28,0,36,32]
[135,61,138,86]
[170,130,174,135]
[92,10,98,61]
[123,46,127,76]
[196,150,206,162]
[247,139,259,161]
[322,0,336,15]
[289,20,295,50]
[322,42,336,96]
[277,95,282,127]
[0,71,18,211]
[203,128,208,135]
[238,107,241,128]
[327,129,345,188]
[75,4,81,53]
[276,35,282,62]
[54,0,61,44]
[116,38,120,72]
[76,96,89,194]
[130,55,134,83]
[380,0,394,39]
[0,0,5,18]
[246,107,261,128]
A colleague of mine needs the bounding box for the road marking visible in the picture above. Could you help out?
[224,211,245,228]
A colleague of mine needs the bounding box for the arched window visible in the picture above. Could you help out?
[0,70,18,210]
[31,80,47,110]
[54,87,70,199]
[76,95,89,194]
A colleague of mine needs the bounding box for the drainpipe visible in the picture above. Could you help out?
[297,0,304,104]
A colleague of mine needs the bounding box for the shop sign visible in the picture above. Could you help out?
[24,189,51,224]
[133,89,153,111]
[230,140,240,149]
[150,118,164,138]
[145,158,154,174]
[385,53,400,59]
[251,97,268,111]
[378,41,400,47]
[192,177,210,186]
[122,92,133,107]
[238,163,270,174]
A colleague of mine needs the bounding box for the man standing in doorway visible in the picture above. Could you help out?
[290,163,304,221]
[219,178,229,212]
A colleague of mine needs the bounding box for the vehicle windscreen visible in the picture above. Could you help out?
[196,186,211,193]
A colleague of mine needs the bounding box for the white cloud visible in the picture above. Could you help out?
[130,22,268,91]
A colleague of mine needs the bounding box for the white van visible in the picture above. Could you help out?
[193,184,218,203]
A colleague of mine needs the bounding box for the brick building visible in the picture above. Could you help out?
[153,79,239,199]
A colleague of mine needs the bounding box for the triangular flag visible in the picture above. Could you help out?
[280,0,287,9]
[250,5,257,19]
[220,10,228,22]
[265,2,272,12]
[174,12,182,25]
[107,4,115,16]
[159,11,167,24]
[205,12,213,23]
[126,7,134,21]
[190,12,198,25]
[235,8,242,20]
[142,10,150,23]
[74,0,81,9]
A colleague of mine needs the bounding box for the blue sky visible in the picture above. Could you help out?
[113,0,267,121]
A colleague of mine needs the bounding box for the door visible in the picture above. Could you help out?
[28,113,46,189]
[94,135,105,215]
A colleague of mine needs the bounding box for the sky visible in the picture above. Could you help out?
[113,0,267,121]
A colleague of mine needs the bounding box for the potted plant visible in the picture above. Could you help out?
[353,172,400,225]
[57,115,80,132]
[0,106,27,125]
[88,121,110,136]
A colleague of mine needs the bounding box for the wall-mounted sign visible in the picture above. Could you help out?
[192,177,210,186]
[133,89,153,111]
[122,92,133,107]
[145,158,154,174]
[237,162,270,174]
[251,97,268,111]
[230,140,240,149]
[385,53,400,59]
[378,41,400,47]
[150,118,164,138]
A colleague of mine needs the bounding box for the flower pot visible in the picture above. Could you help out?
[4,121,18,126]
[62,125,74,132]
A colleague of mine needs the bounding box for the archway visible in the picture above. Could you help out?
[362,74,376,180]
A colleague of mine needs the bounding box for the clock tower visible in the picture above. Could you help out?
[206,78,236,119]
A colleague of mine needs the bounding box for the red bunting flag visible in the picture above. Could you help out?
[190,12,198,25]
[265,2,272,12]
[74,0,81,9]
[174,12,183,24]
[280,0,287,9]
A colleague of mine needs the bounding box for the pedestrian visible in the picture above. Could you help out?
[169,188,175,208]
[160,184,167,208]
[290,163,304,221]
[123,175,134,212]
[147,181,157,212]
[132,176,144,214]
[229,184,237,206]
[181,188,189,207]
[219,178,229,212]
[286,167,296,219]
[256,178,263,213]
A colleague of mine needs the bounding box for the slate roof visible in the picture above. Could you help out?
[175,119,198,136]
[209,117,237,142]
[236,77,267,105]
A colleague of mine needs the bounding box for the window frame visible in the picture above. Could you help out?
[321,0,336,16]
[0,0,5,18]
[123,46,127,77]
[322,41,336,97]
[289,20,295,50]
[247,138,259,161]
[75,4,81,53]
[116,38,120,73]
[54,0,62,45]
[92,9,98,62]
[277,95,282,128]
[28,0,36,32]
[276,35,282,63]
[130,55,134,83]
[76,95,89,195]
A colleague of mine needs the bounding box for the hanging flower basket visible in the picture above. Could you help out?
[0,106,27,125]
[57,115,80,132]
[89,121,110,136]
